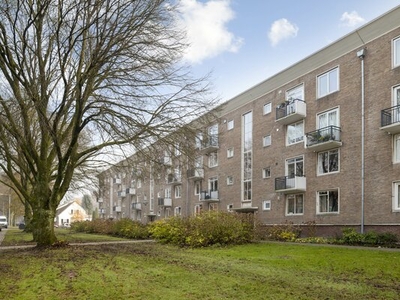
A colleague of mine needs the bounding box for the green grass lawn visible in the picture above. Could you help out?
[1,231,400,300]
[1,228,129,246]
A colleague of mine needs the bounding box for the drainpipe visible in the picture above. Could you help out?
[357,48,366,234]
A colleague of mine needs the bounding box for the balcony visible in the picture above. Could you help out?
[200,190,219,202]
[275,99,306,125]
[167,173,182,185]
[158,197,172,207]
[126,188,136,195]
[232,202,259,213]
[113,206,122,212]
[200,135,219,154]
[113,178,121,185]
[118,190,126,198]
[132,202,142,210]
[275,176,306,194]
[187,168,204,180]
[305,126,342,151]
[380,105,400,134]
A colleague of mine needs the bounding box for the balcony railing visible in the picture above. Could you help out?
[132,202,142,210]
[158,197,172,207]
[126,188,136,195]
[167,173,182,185]
[200,135,219,154]
[305,126,342,151]
[200,190,219,202]
[275,99,306,125]
[275,175,306,194]
[118,190,126,198]
[381,105,400,134]
[187,168,204,179]
[113,206,122,212]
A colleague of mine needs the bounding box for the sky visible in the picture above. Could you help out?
[176,0,400,103]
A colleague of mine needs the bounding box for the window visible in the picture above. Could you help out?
[227,120,234,130]
[137,179,142,188]
[287,121,304,145]
[209,177,218,191]
[263,135,271,147]
[317,190,339,213]
[174,185,181,198]
[208,151,218,167]
[174,206,181,216]
[209,203,218,211]
[262,167,271,178]
[317,67,339,98]
[194,204,202,215]
[194,181,201,195]
[318,149,339,175]
[392,86,400,124]
[227,176,234,185]
[394,134,400,163]
[243,112,252,201]
[286,194,304,215]
[165,188,171,199]
[174,143,181,156]
[286,156,304,177]
[393,182,400,211]
[263,200,271,211]
[227,147,234,158]
[394,36,400,68]
[286,84,304,101]
[227,204,233,212]
[263,103,272,115]
[208,124,218,146]
[195,132,203,149]
[318,108,339,129]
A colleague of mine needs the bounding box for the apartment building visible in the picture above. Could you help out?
[97,6,400,236]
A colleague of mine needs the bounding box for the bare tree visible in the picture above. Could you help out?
[0,0,217,246]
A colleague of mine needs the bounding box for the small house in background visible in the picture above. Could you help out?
[55,201,91,227]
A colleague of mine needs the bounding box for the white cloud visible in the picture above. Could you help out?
[340,11,365,27]
[177,0,243,64]
[268,18,299,47]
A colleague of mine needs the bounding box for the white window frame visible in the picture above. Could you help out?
[286,120,304,146]
[194,181,201,195]
[394,134,400,164]
[137,179,142,188]
[262,200,271,211]
[209,203,218,211]
[393,181,400,211]
[317,149,340,176]
[317,189,339,214]
[194,204,202,215]
[393,36,400,68]
[263,135,271,147]
[263,103,272,115]
[174,206,181,216]
[317,67,339,98]
[227,147,234,158]
[317,107,339,129]
[209,176,218,192]
[286,84,304,101]
[208,151,218,168]
[286,194,304,215]
[262,167,271,178]
[174,185,181,198]
[227,204,233,212]
[227,120,234,130]
[227,176,234,185]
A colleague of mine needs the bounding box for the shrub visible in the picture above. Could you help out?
[337,228,399,247]
[339,228,364,245]
[112,218,150,239]
[266,221,301,242]
[149,211,256,247]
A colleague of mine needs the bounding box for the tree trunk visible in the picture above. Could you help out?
[31,207,57,247]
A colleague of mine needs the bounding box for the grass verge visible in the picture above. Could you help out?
[1,240,399,299]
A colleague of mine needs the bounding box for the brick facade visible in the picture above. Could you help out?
[97,6,400,236]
